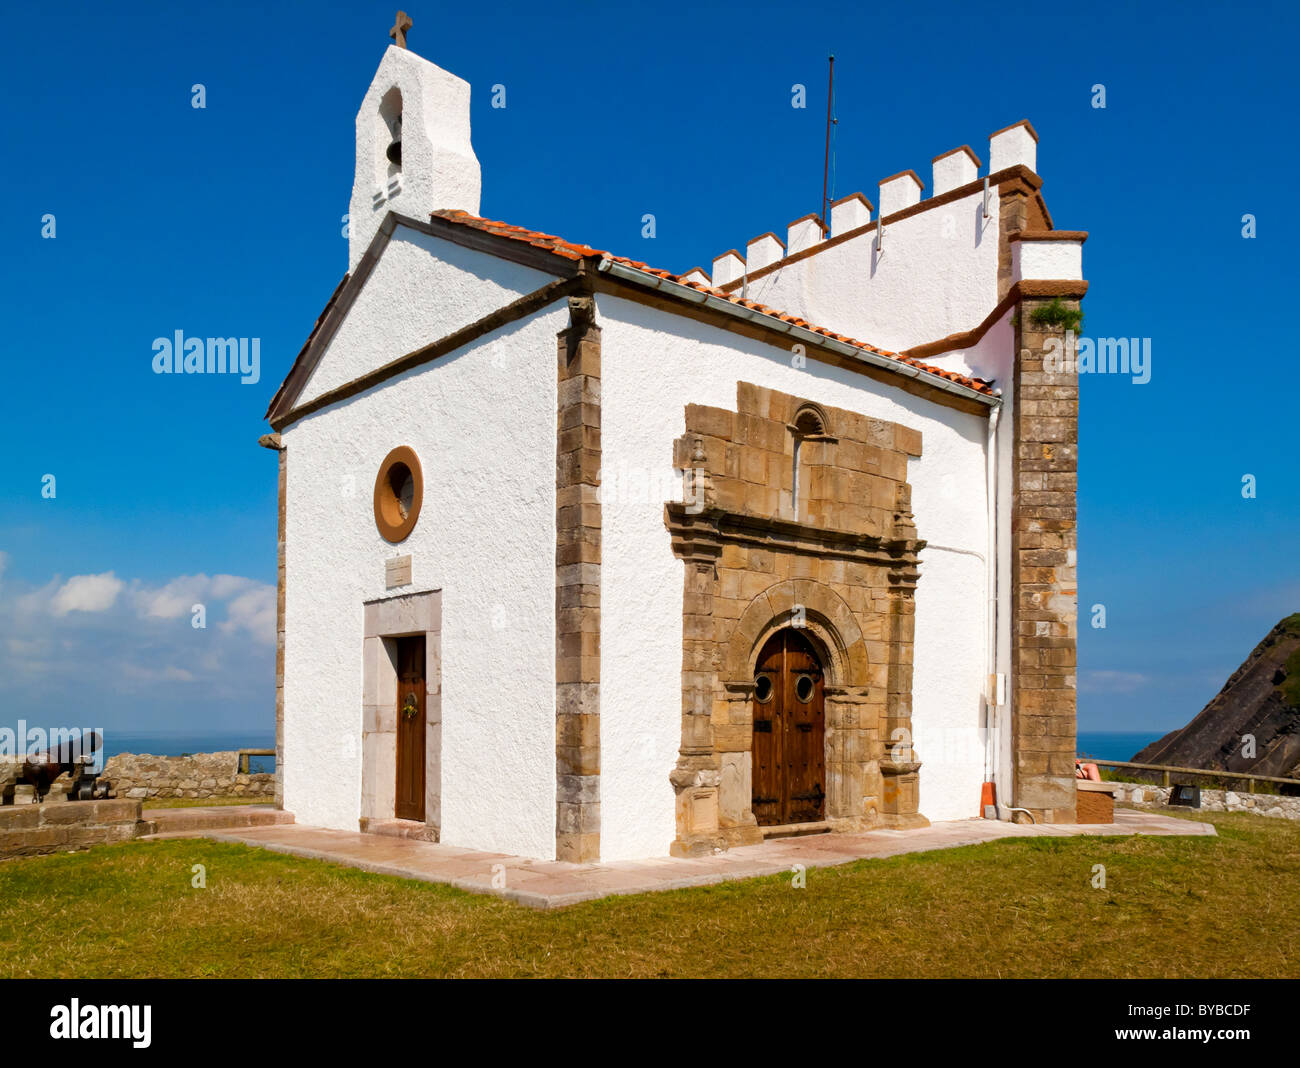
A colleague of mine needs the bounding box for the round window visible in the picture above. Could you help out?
[795,674,815,703]
[753,675,774,703]
[373,446,423,543]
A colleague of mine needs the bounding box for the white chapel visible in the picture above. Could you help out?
[262,30,1088,862]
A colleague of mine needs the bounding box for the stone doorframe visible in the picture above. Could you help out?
[666,505,930,857]
[664,384,935,856]
[360,589,442,838]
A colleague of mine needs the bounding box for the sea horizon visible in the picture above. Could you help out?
[1075,730,1170,763]
[80,727,1165,768]
[98,729,276,773]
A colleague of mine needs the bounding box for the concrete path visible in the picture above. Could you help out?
[150,808,1216,909]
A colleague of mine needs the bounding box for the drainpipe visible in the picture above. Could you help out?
[984,403,1003,816]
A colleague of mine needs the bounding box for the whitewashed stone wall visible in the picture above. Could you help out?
[598,294,996,859]
[1113,783,1300,822]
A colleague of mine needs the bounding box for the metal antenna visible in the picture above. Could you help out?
[821,54,835,230]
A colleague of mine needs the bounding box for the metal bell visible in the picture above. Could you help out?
[386,115,402,166]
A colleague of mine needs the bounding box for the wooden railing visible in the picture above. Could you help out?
[237,749,276,774]
[1080,758,1300,794]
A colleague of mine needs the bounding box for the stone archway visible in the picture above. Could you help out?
[724,578,865,686]
[666,559,929,856]
[714,579,886,842]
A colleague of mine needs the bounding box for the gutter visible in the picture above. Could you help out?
[595,257,1001,409]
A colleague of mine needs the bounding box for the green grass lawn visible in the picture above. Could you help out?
[2,809,1297,978]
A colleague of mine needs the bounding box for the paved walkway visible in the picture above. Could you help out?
[155,808,1216,909]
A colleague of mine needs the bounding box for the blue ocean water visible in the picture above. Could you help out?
[1075,731,1168,762]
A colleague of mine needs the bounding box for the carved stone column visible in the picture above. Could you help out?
[669,548,726,857]
[716,681,763,847]
[668,442,729,856]
[880,563,929,829]
[824,685,876,832]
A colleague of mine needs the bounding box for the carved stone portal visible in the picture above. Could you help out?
[666,383,930,856]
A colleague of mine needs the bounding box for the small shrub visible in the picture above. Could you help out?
[1029,298,1083,334]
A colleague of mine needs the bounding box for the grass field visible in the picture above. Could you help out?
[1,809,1297,978]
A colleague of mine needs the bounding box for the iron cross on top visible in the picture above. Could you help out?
[390,11,412,48]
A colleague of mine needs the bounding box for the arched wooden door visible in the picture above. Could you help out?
[751,628,826,826]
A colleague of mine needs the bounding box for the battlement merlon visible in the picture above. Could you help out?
[708,120,1082,355]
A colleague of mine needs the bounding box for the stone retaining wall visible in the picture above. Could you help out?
[0,799,148,859]
[1112,783,1300,821]
[101,751,275,801]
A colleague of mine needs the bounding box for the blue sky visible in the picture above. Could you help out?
[1,0,1296,740]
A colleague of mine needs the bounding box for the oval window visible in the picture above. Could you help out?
[795,674,815,703]
[373,446,424,543]
[389,464,415,519]
[753,675,774,703]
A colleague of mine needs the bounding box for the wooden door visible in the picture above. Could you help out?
[751,629,825,826]
[394,636,425,822]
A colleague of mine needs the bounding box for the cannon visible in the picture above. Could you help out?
[2,730,112,802]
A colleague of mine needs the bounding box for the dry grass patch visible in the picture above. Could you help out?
[1,810,1297,978]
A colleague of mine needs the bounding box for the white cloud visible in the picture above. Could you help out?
[0,555,274,732]
[134,576,206,619]
[15,577,59,615]
[220,585,276,645]
[134,573,260,621]
[50,572,124,616]
[210,574,256,600]
[122,662,196,683]
[131,573,277,644]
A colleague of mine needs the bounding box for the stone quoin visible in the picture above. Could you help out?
[263,28,1085,861]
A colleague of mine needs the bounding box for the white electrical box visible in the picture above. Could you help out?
[988,672,1006,707]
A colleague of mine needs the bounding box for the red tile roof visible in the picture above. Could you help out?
[431,210,996,397]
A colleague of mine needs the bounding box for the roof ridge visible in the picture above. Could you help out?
[430,210,995,397]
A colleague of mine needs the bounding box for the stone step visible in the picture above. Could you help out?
[760,821,832,840]
[359,817,438,842]
[143,804,294,835]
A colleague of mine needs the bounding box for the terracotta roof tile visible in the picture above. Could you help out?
[431,210,996,397]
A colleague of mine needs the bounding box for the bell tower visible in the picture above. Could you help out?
[348,13,482,271]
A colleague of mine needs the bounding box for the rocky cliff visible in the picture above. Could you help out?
[1134,614,1300,781]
